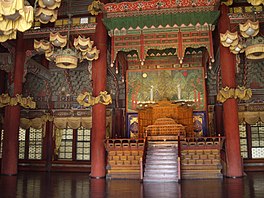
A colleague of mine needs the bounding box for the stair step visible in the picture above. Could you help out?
[148,144,178,148]
[146,160,177,165]
[147,152,177,156]
[144,172,178,177]
[148,141,178,144]
[146,155,177,160]
[144,169,178,174]
[147,148,177,152]
[144,167,178,174]
[146,164,178,169]
[148,144,178,147]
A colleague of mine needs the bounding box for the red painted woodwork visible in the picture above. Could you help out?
[112,108,124,138]
[178,31,183,63]
[43,121,54,171]
[24,129,30,160]
[0,70,6,94]
[218,5,243,178]
[104,0,219,13]
[91,11,107,178]
[1,33,25,175]
[111,30,212,67]
[72,129,77,160]
[215,104,223,136]
[246,124,252,159]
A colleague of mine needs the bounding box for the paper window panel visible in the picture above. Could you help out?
[240,131,246,138]
[28,128,43,159]
[58,128,73,160]
[240,139,247,145]
[76,127,91,161]
[241,145,247,152]
[252,148,264,158]
[239,124,248,159]
[18,128,26,159]
[252,141,260,147]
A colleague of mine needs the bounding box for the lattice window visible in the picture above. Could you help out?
[76,127,90,160]
[58,128,73,159]
[19,128,26,159]
[239,124,248,158]
[251,122,264,159]
[28,128,43,160]
[0,129,3,158]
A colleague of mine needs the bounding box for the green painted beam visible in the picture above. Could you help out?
[103,11,220,31]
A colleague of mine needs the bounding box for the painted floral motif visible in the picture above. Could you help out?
[104,0,219,13]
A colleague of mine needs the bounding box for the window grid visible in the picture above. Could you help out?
[28,128,43,159]
[76,127,90,160]
[18,128,26,159]
[58,128,73,160]
[239,124,248,158]
[251,122,264,159]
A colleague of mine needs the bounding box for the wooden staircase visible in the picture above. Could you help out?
[143,141,179,182]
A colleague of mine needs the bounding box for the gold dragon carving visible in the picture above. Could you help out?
[0,93,36,109]
[77,91,112,107]
[88,0,104,16]
[217,86,252,103]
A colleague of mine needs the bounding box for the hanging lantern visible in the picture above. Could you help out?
[50,32,67,48]
[39,0,62,10]
[35,7,58,24]
[220,30,239,47]
[239,20,259,38]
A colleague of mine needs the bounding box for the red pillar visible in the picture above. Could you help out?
[218,5,243,177]
[1,33,25,175]
[91,12,107,178]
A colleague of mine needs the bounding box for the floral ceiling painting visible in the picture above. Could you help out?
[127,68,206,112]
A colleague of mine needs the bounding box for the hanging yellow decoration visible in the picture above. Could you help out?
[54,128,63,155]
[0,0,34,42]
[20,114,53,130]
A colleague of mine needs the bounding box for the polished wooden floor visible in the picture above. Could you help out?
[0,171,263,198]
